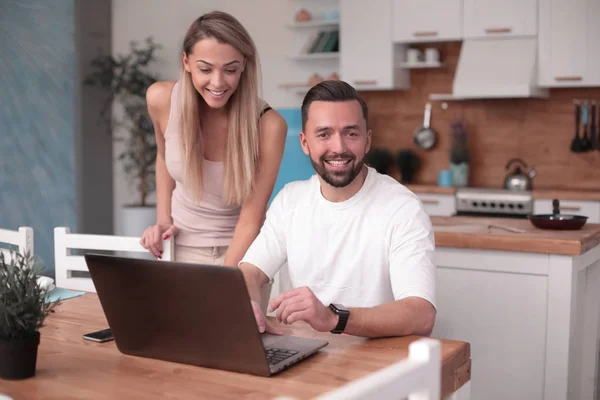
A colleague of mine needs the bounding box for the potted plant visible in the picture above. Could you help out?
[0,251,59,380]
[365,148,394,175]
[84,37,161,236]
[395,149,420,184]
[450,121,470,187]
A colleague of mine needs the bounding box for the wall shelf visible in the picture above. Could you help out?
[397,61,446,69]
[286,20,339,29]
[288,52,339,61]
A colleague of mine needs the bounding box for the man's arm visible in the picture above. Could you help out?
[237,187,289,333]
[340,297,436,338]
[342,203,437,337]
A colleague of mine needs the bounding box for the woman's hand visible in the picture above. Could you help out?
[140,224,178,258]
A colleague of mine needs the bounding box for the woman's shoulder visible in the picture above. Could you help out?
[258,98,287,129]
[146,80,177,116]
[258,100,287,137]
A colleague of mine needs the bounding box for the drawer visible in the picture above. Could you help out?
[533,199,600,223]
[417,194,456,217]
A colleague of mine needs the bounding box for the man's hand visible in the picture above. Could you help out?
[251,300,284,335]
[268,287,338,332]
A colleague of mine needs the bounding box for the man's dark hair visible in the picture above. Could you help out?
[301,80,369,131]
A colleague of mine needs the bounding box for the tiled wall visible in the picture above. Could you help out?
[0,0,76,273]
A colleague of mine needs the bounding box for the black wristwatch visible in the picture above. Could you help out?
[329,303,350,334]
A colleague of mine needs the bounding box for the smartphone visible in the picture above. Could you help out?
[82,328,113,343]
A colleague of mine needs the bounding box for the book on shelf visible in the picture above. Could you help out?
[301,30,339,54]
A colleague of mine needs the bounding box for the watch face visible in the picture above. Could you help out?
[332,303,348,312]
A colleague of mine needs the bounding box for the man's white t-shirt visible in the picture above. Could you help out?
[240,167,436,309]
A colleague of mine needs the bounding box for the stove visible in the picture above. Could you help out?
[455,188,533,218]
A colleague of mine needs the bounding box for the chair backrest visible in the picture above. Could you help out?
[306,338,441,400]
[54,227,174,293]
[0,226,33,261]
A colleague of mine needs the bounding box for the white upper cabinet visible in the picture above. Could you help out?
[538,0,600,87]
[340,0,409,90]
[392,0,463,43]
[463,0,538,39]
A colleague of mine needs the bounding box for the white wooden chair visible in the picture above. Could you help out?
[276,338,441,400]
[0,226,33,261]
[54,227,174,293]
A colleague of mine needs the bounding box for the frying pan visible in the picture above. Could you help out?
[413,102,437,150]
[529,199,588,230]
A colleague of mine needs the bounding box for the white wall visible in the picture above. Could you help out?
[111,0,316,234]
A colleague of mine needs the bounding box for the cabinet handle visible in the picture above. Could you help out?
[560,205,581,212]
[354,79,377,85]
[421,199,440,205]
[485,27,512,34]
[413,31,439,37]
[554,76,583,82]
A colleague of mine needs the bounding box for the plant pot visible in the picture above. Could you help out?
[0,332,40,380]
[121,205,157,237]
[121,205,157,259]
[450,162,469,187]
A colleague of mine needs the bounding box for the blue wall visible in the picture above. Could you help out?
[270,108,315,203]
[0,0,76,274]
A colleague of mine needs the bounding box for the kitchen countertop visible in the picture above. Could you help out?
[431,216,600,255]
[532,188,600,202]
[405,184,456,195]
[406,184,600,201]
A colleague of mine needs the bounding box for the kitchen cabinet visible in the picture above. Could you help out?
[534,199,600,223]
[416,193,456,217]
[392,0,462,43]
[339,0,409,90]
[538,0,600,88]
[433,244,600,400]
[462,0,537,39]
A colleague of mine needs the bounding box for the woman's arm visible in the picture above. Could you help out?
[141,81,178,258]
[223,109,287,267]
[146,81,177,226]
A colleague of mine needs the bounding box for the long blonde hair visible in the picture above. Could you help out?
[179,11,261,206]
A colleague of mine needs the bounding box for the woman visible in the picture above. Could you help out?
[140,11,287,270]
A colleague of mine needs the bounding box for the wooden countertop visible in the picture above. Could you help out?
[405,184,600,202]
[431,216,600,255]
[1,294,471,400]
[405,184,456,195]
[532,188,600,202]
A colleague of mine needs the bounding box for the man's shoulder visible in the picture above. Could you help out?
[369,169,422,205]
[272,174,318,206]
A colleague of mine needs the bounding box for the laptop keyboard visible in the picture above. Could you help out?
[265,347,299,365]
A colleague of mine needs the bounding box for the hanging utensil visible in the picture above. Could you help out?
[413,102,437,150]
[590,101,596,150]
[570,100,583,152]
[581,101,591,151]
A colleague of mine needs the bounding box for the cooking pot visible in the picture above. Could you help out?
[504,158,536,191]
[529,199,588,230]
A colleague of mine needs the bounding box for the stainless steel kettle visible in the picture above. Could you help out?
[504,158,537,191]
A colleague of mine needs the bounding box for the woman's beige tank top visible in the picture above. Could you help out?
[164,81,241,247]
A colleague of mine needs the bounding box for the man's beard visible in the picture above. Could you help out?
[310,151,365,188]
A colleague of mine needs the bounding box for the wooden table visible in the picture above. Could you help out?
[1,294,471,399]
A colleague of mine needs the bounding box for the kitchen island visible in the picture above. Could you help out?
[430,216,600,400]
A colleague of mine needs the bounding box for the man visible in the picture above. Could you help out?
[238,80,436,338]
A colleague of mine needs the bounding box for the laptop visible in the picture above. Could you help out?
[84,254,328,377]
